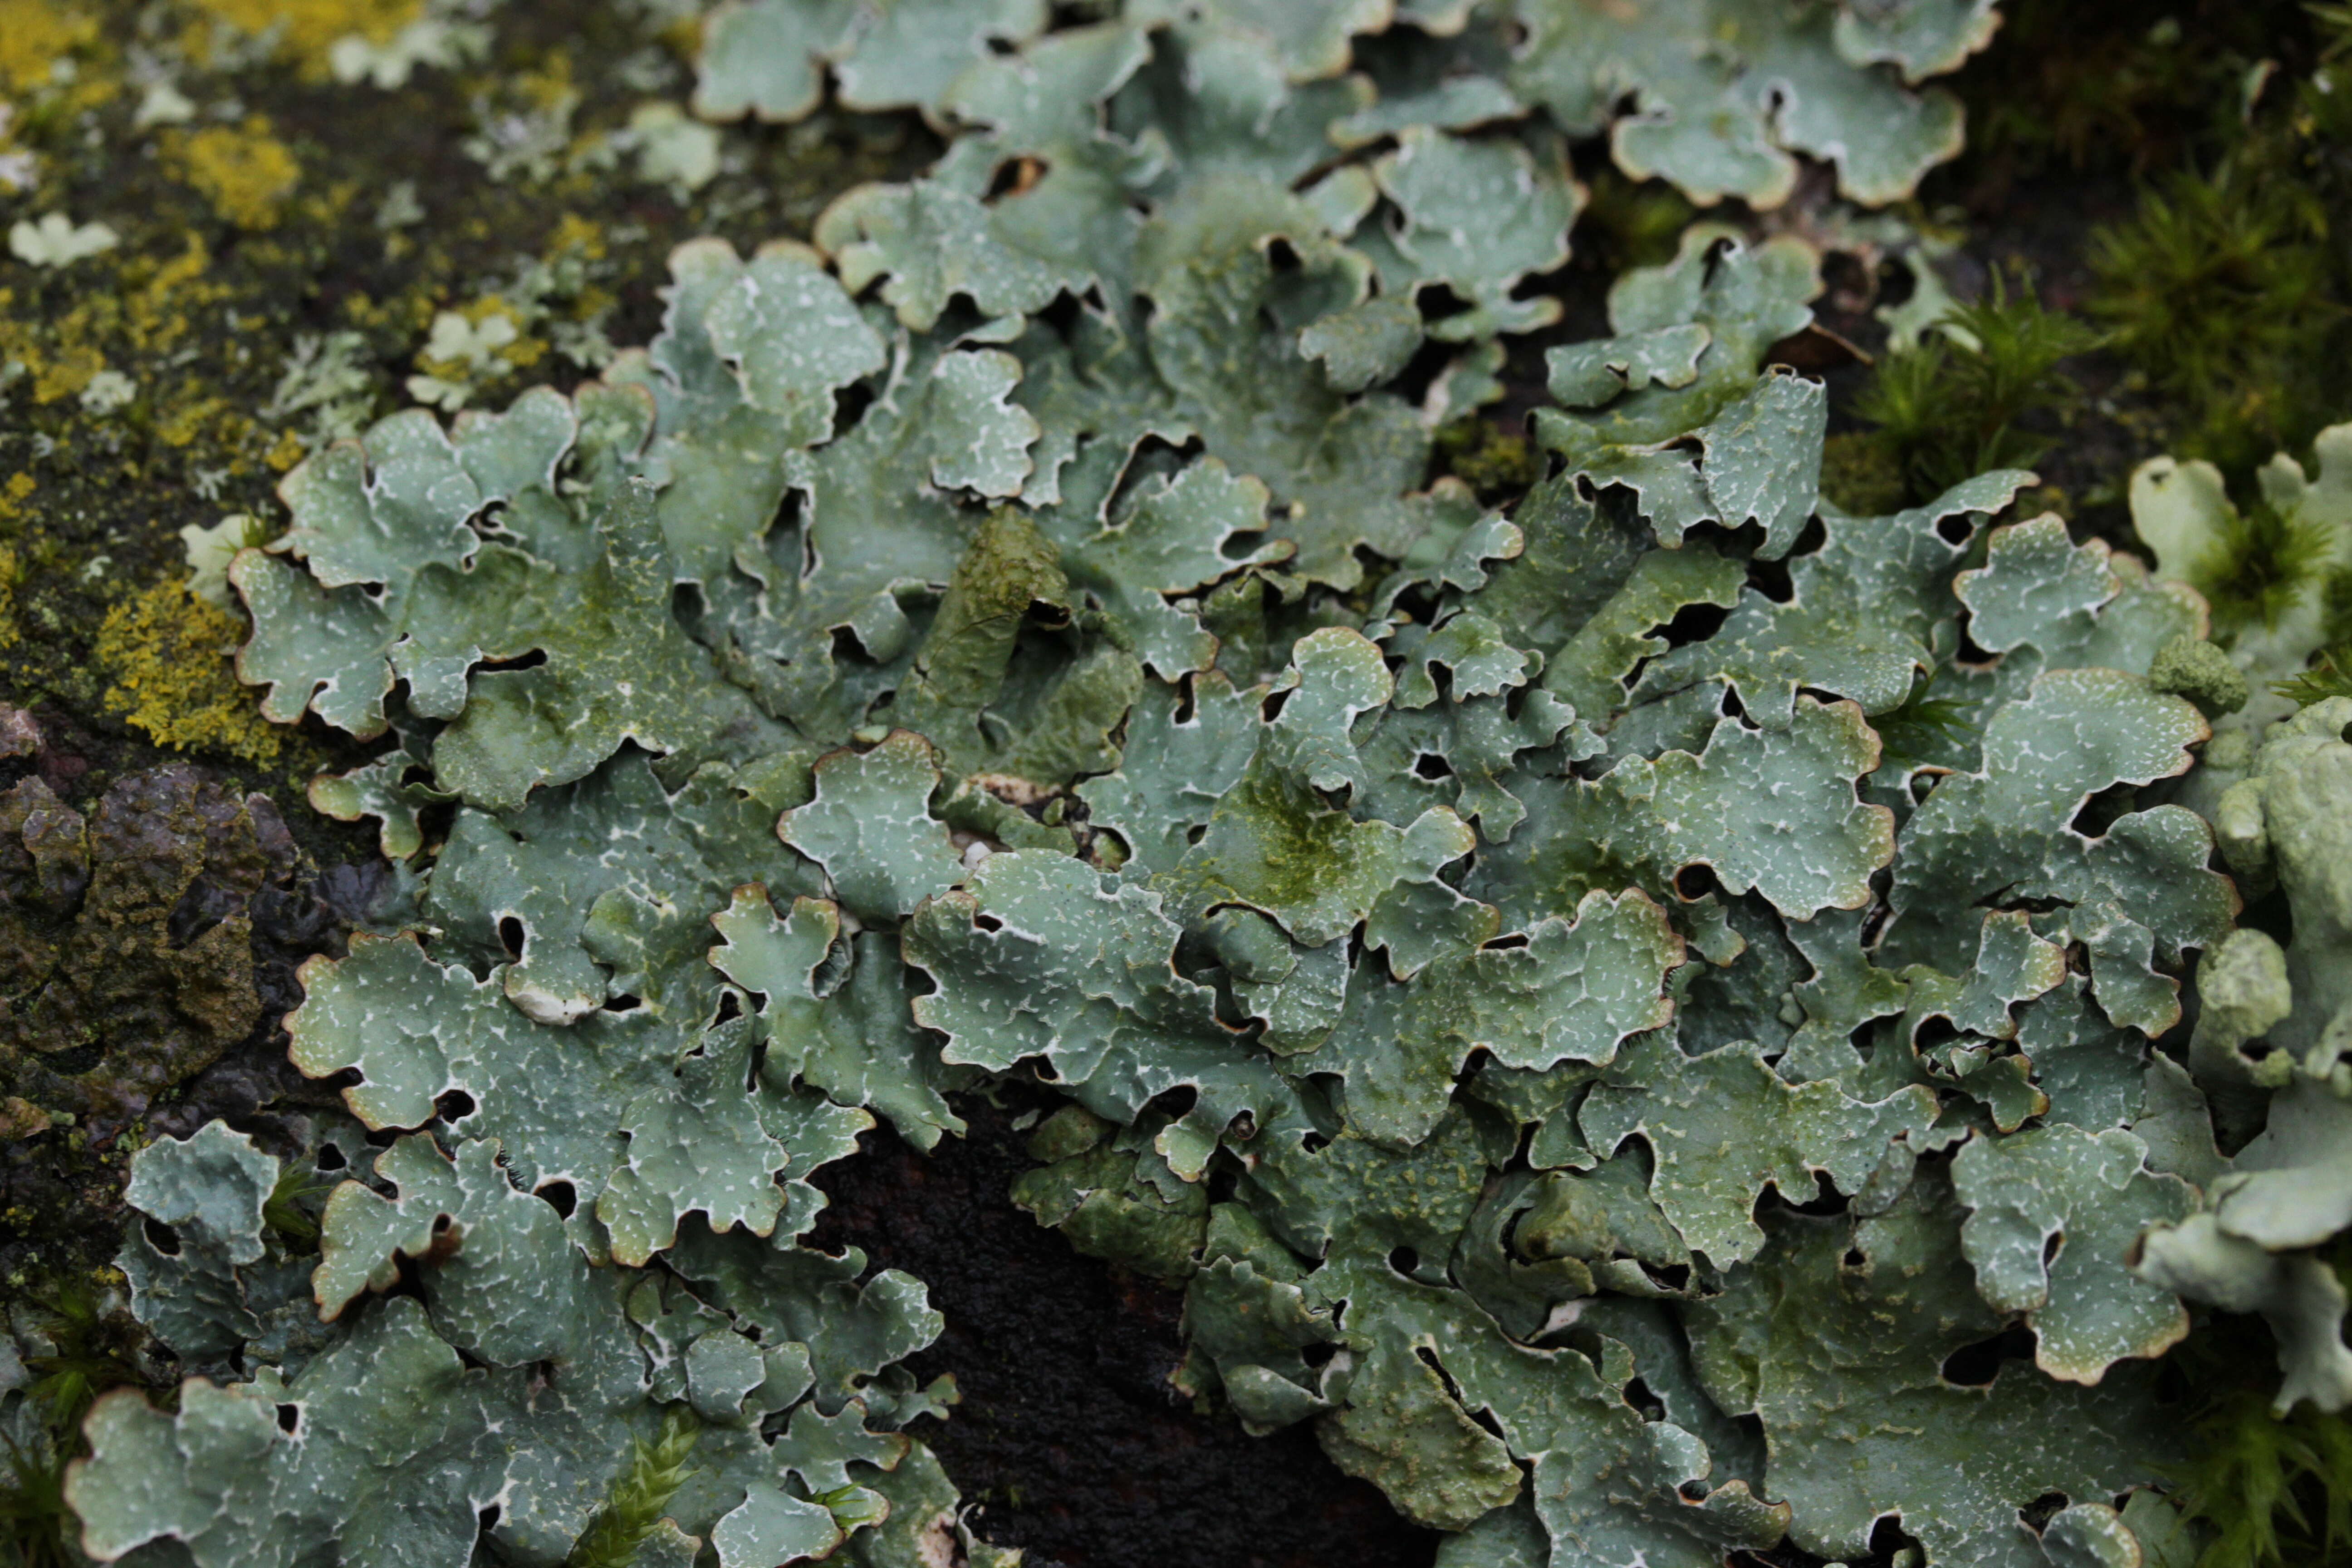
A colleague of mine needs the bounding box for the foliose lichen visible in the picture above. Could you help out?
[27,2,2352,1567]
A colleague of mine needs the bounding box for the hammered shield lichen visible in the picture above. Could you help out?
[37,4,2320,1566]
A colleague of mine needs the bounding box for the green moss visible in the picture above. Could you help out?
[1431,418,1541,501]
[0,1432,76,1568]
[2187,496,2337,641]
[0,1277,145,1568]
[2166,1317,2352,1568]
[1955,1,2262,178]
[1846,273,2097,507]
[1818,431,1909,517]
[1871,677,1980,773]
[2270,649,2352,710]
[563,1405,703,1568]
[2267,557,2352,706]
[260,1158,335,1245]
[2089,167,2340,473]
[1575,165,1698,274]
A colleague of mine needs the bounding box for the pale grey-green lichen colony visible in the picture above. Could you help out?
[53,2,2352,1566]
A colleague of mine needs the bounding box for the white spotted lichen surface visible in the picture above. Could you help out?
[51,3,2349,1566]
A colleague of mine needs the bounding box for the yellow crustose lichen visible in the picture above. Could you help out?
[0,0,95,96]
[186,0,423,74]
[166,118,303,231]
[95,577,283,764]
[0,543,21,652]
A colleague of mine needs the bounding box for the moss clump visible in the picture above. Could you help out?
[1575,165,1698,274]
[1818,430,1910,517]
[2161,1313,2352,1568]
[1956,2,2258,180]
[94,578,282,765]
[1845,275,2098,507]
[2188,496,2339,642]
[562,1406,703,1568]
[1431,418,1540,500]
[2089,167,2339,474]
[2274,636,2352,708]
[163,118,303,230]
[0,1278,146,1568]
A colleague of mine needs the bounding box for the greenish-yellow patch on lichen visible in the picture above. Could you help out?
[95,577,284,764]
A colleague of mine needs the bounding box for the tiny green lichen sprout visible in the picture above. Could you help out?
[564,1405,704,1568]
